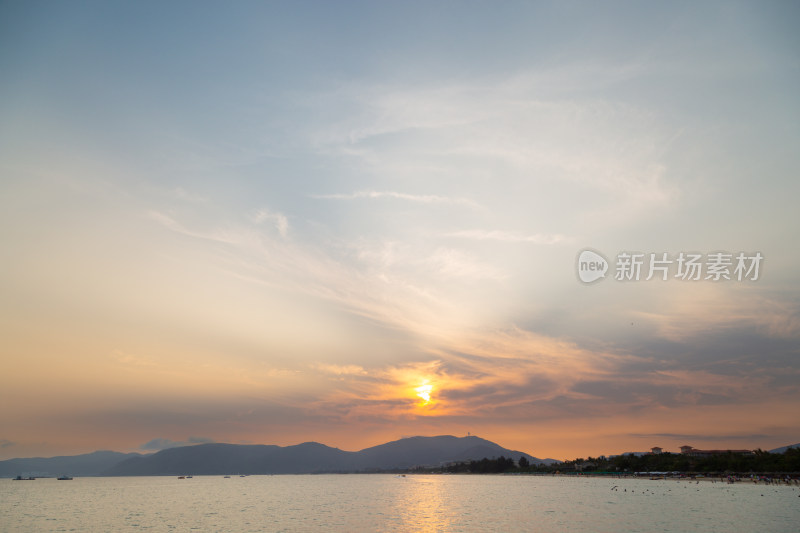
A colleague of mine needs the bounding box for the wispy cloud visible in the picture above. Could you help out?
[140,436,215,451]
[309,72,680,225]
[626,433,773,442]
[634,284,800,343]
[171,187,208,204]
[250,208,289,238]
[303,327,630,424]
[146,209,467,337]
[420,248,507,282]
[110,349,158,368]
[146,206,800,428]
[146,210,258,247]
[446,230,567,245]
[313,190,481,210]
[312,364,369,377]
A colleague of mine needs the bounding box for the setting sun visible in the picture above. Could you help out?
[415,382,433,405]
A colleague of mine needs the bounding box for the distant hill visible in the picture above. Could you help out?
[769,443,800,454]
[0,450,144,477]
[104,435,555,475]
[356,435,552,469]
[1,436,556,477]
[103,442,360,476]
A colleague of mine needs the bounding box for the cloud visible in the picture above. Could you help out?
[313,190,481,210]
[632,284,800,343]
[312,364,368,376]
[301,327,630,424]
[146,211,186,235]
[146,210,261,248]
[139,436,215,451]
[420,248,507,282]
[172,187,208,204]
[310,72,680,225]
[299,314,800,432]
[445,230,567,245]
[626,433,773,442]
[110,349,158,368]
[141,203,800,445]
[146,208,494,338]
[187,436,216,444]
[0,439,15,449]
[139,438,179,451]
[250,208,289,238]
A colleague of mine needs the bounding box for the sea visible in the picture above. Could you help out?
[2,474,798,532]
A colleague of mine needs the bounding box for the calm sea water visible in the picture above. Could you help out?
[2,474,798,532]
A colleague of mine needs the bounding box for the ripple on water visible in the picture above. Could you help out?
[1,475,799,532]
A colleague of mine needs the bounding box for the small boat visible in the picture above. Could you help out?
[57,475,73,480]
[178,476,186,479]
[13,475,35,480]
[224,475,231,478]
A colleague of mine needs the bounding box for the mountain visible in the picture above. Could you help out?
[104,442,361,476]
[356,435,550,469]
[1,436,556,476]
[0,450,144,477]
[102,435,555,475]
[104,436,548,476]
[768,443,800,454]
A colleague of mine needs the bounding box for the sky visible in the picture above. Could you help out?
[1,0,798,461]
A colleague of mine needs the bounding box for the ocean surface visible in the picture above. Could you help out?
[2,474,798,532]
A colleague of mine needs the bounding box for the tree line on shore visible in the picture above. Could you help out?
[415,447,800,474]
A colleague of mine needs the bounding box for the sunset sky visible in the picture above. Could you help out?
[1,1,798,461]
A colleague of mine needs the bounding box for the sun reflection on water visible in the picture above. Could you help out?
[391,475,452,531]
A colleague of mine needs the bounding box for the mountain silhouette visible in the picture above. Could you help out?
[0,450,143,477]
[1,436,557,477]
[768,442,800,454]
[104,435,554,475]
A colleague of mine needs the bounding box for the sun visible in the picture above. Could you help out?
[415,382,433,406]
